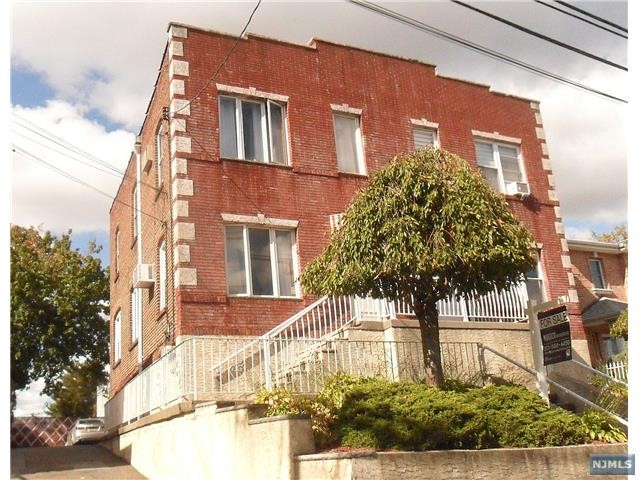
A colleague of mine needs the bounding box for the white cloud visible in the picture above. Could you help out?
[14,379,52,417]
[11,101,135,233]
[565,226,596,241]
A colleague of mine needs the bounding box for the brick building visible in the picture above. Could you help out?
[567,239,627,365]
[108,22,588,401]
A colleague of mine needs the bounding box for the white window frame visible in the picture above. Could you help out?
[329,213,345,233]
[131,288,141,343]
[115,229,120,274]
[333,113,366,175]
[589,258,606,290]
[114,310,122,363]
[224,225,299,298]
[156,122,165,186]
[218,95,289,165]
[474,139,527,194]
[412,126,439,149]
[158,240,167,311]
[525,251,547,305]
[132,186,139,239]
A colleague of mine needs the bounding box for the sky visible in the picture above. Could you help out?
[8,1,628,414]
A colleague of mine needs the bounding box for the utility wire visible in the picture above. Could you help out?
[450,0,626,71]
[12,144,165,224]
[534,1,627,39]
[171,0,262,118]
[346,0,627,104]
[553,0,627,33]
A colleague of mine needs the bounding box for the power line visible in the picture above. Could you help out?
[534,1,627,39]
[553,0,627,33]
[450,0,626,71]
[171,0,263,118]
[346,0,627,104]
[12,144,165,224]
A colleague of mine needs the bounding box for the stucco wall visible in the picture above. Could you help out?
[296,444,628,480]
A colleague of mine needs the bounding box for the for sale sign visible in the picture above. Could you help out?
[538,305,572,366]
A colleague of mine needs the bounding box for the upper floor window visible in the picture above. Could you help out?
[413,127,438,149]
[224,225,297,297]
[589,258,606,289]
[113,310,122,363]
[132,186,139,240]
[158,240,167,311]
[329,213,345,233]
[156,122,165,186]
[219,95,288,165]
[333,113,365,174]
[474,140,526,193]
[131,288,141,343]
[114,229,120,274]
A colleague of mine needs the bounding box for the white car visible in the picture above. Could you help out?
[65,418,105,446]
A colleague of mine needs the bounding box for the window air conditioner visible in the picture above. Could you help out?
[133,263,155,288]
[506,181,531,198]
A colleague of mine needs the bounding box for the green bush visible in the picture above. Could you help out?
[580,410,627,443]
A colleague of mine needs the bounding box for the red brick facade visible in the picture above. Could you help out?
[108,23,584,397]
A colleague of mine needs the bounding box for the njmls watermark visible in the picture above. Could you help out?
[590,454,635,475]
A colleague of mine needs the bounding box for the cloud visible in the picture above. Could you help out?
[11,100,135,233]
[565,226,596,241]
[14,379,52,416]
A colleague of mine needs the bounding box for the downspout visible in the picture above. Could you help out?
[134,136,144,368]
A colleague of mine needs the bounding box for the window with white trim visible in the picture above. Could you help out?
[413,127,437,149]
[224,225,297,297]
[132,186,139,239]
[114,310,122,363]
[158,240,167,311]
[115,229,120,274]
[474,140,526,193]
[219,95,288,165]
[525,251,546,305]
[333,113,365,174]
[156,122,165,186]
[589,258,606,289]
[131,288,141,343]
[329,213,344,233]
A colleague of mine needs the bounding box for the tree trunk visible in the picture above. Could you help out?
[415,300,445,388]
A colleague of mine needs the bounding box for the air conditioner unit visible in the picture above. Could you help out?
[506,181,530,198]
[133,263,155,288]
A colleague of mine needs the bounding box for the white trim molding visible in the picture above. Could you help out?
[221,213,299,228]
[215,83,289,103]
[330,103,363,115]
[410,118,439,130]
[471,130,521,145]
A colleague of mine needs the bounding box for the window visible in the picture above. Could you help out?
[224,225,297,297]
[158,240,167,311]
[219,95,288,165]
[156,122,165,186]
[474,140,525,193]
[131,288,141,343]
[413,127,437,149]
[602,335,626,360]
[589,258,606,289]
[132,186,139,239]
[329,213,344,233]
[115,229,120,274]
[525,252,546,306]
[333,113,365,174]
[114,311,122,363]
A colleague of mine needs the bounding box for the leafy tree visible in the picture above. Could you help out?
[593,224,627,245]
[610,309,628,341]
[10,225,109,412]
[47,360,107,417]
[301,148,535,387]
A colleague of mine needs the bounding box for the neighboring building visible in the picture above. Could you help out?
[107,23,588,417]
[568,239,628,365]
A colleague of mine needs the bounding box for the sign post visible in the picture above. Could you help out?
[526,296,569,404]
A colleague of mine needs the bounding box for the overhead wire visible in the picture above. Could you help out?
[533,1,627,39]
[450,0,626,71]
[171,0,263,118]
[12,144,165,224]
[553,0,627,33]
[346,0,627,104]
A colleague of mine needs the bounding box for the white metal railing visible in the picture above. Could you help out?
[393,283,528,322]
[605,360,628,383]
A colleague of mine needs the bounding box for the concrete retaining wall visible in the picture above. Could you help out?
[296,444,628,480]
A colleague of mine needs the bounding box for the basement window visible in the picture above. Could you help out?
[219,95,288,165]
[224,225,297,297]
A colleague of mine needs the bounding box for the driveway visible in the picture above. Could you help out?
[11,444,146,479]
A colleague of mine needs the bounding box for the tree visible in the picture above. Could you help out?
[47,360,107,417]
[593,224,627,245]
[10,225,109,412]
[301,148,535,387]
[610,309,628,341]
